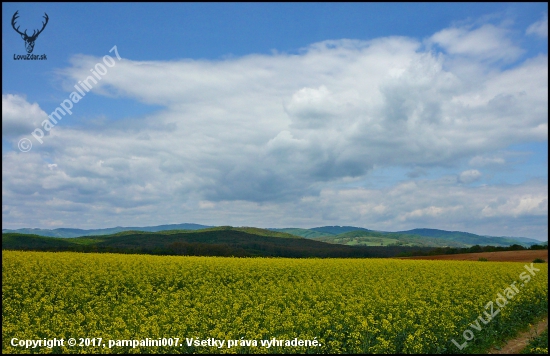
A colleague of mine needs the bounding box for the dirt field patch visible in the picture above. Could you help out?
[399,249,548,262]
[488,316,548,354]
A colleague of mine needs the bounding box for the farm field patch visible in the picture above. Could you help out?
[2,251,547,354]
[399,250,548,263]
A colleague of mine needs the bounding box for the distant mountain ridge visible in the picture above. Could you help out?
[397,228,543,246]
[1,223,211,238]
[273,226,543,248]
[2,224,544,247]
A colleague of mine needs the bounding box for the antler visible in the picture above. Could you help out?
[11,10,26,37]
[11,11,48,39]
[33,13,49,38]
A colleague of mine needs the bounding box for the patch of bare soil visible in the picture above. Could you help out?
[488,317,548,354]
[399,250,548,262]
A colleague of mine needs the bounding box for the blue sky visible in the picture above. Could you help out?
[2,3,548,240]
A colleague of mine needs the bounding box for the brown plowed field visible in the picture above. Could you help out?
[398,249,547,262]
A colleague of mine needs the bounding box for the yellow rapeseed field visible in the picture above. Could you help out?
[2,251,547,354]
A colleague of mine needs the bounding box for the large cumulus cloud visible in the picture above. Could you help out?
[2,18,548,239]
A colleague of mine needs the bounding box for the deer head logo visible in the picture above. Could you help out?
[11,10,49,54]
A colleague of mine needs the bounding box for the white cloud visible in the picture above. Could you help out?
[458,170,482,184]
[526,14,548,38]
[469,155,505,167]
[482,195,548,218]
[2,94,48,137]
[284,85,339,128]
[429,24,524,62]
[400,206,461,220]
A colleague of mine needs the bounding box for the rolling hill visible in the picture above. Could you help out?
[397,228,542,247]
[312,230,468,248]
[310,226,372,235]
[3,223,542,248]
[267,228,334,238]
[2,226,437,258]
[271,226,541,248]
